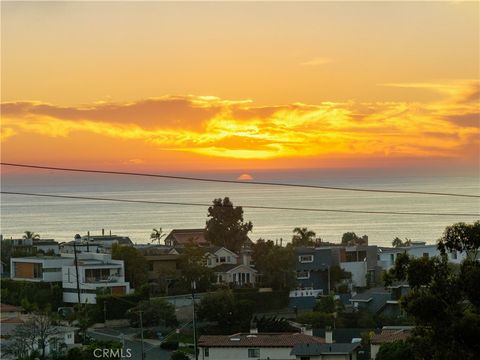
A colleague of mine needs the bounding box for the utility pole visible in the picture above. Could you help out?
[327,265,331,295]
[73,242,81,304]
[192,280,198,360]
[103,300,107,325]
[139,310,145,360]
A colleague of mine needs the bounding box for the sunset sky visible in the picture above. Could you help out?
[1,1,479,174]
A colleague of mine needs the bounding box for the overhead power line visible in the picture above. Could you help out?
[1,191,478,217]
[1,162,478,198]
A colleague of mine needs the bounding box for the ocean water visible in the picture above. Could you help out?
[1,170,479,247]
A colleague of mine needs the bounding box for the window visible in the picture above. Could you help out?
[423,253,429,258]
[227,256,231,262]
[451,251,457,260]
[148,262,154,271]
[248,348,260,358]
[43,268,61,272]
[390,254,394,262]
[299,255,313,263]
[207,258,212,266]
[219,257,226,263]
[33,263,43,278]
[296,270,310,279]
[204,347,209,357]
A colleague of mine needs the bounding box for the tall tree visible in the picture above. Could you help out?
[383,221,480,359]
[150,227,166,245]
[111,244,148,290]
[205,197,253,252]
[128,298,177,327]
[291,227,318,247]
[392,237,412,248]
[4,312,58,360]
[252,239,295,290]
[177,243,213,291]
[437,220,480,260]
[197,289,253,332]
[341,232,368,246]
[23,231,40,241]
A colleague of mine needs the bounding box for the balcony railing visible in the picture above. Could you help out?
[85,275,120,283]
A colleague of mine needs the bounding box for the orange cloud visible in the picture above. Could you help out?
[1,81,478,169]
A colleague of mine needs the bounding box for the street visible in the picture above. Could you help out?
[87,327,173,360]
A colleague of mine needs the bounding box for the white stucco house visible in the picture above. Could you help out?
[198,332,325,360]
[377,242,466,271]
[10,253,131,304]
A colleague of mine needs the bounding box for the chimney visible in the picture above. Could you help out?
[102,228,105,236]
[250,319,258,334]
[300,326,313,336]
[87,231,90,240]
[325,328,333,344]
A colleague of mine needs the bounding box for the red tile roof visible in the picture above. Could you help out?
[198,333,325,348]
[0,304,22,313]
[0,317,24,324]
[370,329,412,344]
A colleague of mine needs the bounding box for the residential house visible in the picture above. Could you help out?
[10,256,73,282]
[62,253,131,304]
[60,241,105,254]
[78,231,133,251]
[289,247,339,310]
[291,328,361,360]
[339,245,379,288]
[10,253,131,304]
[3,238,60,256]
[377,242,465,271]
[370,326,413,359]
[164,228,210,247]
[349,285,411,317]
[137,245,180,293]
[198,332,325,360]
[206,246,257,286]
[291,343,361,360]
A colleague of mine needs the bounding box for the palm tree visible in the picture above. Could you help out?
[23,231,40,242]
[150,228,166,245]
[292,227,316,247]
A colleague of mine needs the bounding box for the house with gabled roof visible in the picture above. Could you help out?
[370,326,413,359]
[164,229,210,247]
[198,332,325,360]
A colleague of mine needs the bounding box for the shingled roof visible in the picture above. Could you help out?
[165,229,210,247]
[199,333,325,348]
[370,327,413,344]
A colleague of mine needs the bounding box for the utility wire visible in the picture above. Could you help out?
[1,191,478,217]
[1,162,478,198]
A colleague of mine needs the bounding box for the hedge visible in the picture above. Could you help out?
[0,279,63,310]
[233,289,289,312]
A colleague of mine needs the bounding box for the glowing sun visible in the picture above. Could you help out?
[237,173,253,181]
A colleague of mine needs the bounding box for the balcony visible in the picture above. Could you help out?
[84,268,121,283]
